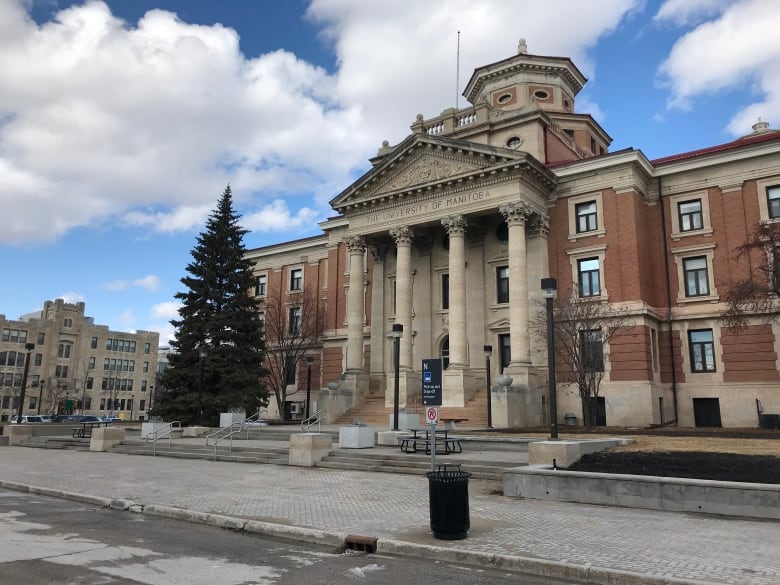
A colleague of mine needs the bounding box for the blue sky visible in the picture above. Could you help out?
[2,0,779,345]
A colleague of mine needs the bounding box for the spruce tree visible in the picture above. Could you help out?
[153,186,267,425]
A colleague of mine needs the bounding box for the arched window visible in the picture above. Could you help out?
[440,336,450,370]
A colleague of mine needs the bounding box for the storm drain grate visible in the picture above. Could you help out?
[344,534,377,554]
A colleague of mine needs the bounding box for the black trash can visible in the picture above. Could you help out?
[426,464,471,540]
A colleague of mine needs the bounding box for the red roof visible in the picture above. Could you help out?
[652,130,780,165]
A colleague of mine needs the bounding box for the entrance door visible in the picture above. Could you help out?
[693,398,722,427]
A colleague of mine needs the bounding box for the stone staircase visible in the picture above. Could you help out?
[19,435,91,450]
[334,387,490,428]
[109,438,291,465]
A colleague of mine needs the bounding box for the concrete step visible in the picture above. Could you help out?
[110,442,289,464]
[20,436,91,450]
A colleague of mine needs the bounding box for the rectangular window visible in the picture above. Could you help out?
[144,342,150,355]
[575,201,597,233]
[29,396,37,410]
[678,199,703,231]
[689,329,716,372]
[55,365,69,378]
[441,273,450,310]
[255,274,267,296]
[768,185,780,219]
[683,256,709,297]
[86,377,94,389]
[63,318,73,328]
[37,332,45,345]
[91,336,98,349]
[140,399,146,411]
[284,355,296,385]
[34,353,42,367]
[290,268,303,291]
[498,333,511,372]
[288,307,301,335]
[580,329,604,372]
[578,258,601,297]
[143,361,149,373]
[88,356,95,370]
[141,380,147,391]
[31,375,39,387]
[496,266,509,304]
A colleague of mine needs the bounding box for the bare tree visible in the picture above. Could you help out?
[533,288,634,428]
[260,285,325,421]
[723,221,780,328]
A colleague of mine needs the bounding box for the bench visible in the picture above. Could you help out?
[71,421,110,438]
[399,430,463,455]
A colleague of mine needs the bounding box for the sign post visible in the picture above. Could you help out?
[422,359,443,471]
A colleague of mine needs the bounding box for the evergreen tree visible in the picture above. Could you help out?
[153,186,267,425]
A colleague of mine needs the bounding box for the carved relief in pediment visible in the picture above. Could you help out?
[374,153,486,196]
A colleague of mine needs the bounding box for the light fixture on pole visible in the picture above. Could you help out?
[130,393,135,421]
[37,380,45,415]
[198,345,208,425]
[16,342,35,423]
[305,355,314,419]
[391,323,403,431]
[483,345,493,428]
[541,277,558,440]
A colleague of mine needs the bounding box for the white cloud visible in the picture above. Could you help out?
[150,301,180,320]
[102,280,128,291]
[132,275,161,291]
[657,0,780,134]
[57,291,85,304]
[118,309,135,329]
[0,0,642,246]
[654,0,739,25]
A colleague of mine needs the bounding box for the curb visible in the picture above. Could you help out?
[0,480,709,585]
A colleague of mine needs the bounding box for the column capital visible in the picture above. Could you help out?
[344,235,366,254]
[528,214,550,237]
[441,215,468,237]
[499,201,533,226]
[365,237,389,262]
[389,226,414,247]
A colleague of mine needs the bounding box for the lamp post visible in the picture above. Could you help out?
[37,380,45,415]
[541,278,558,439]
[15,342,35,423]
[391,323,403,431]
[304,355,314,419]
[130,394,135,421]
[198,345,208,425]
[483,345,493,428]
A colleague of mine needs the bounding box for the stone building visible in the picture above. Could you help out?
[0,299,159,421]
[246,41,780,428]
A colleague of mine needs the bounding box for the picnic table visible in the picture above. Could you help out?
[399,426,463,455]
[71,421,110,438]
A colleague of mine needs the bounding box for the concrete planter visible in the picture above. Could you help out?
[339,425,375,448]
[388,412,420,431]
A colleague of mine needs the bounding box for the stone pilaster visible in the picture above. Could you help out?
[389,226,414,369]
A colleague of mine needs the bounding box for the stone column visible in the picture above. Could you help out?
[441,215,468,367]
[500,202,532,367]
[389,226,414,369]
[368,240,388,392]
[345,236,366,372]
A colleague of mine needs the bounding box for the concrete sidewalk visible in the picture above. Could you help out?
[1,446,778,585]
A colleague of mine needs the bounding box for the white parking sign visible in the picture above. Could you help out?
[426,406,439,424]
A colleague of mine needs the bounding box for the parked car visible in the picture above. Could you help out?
[102,416,121,423]
[10,415,44,423]
[51,414,87,423]
[39,415,52,422]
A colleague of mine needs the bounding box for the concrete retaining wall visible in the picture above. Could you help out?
[503,466,780,519]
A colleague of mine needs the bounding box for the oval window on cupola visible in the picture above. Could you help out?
[497,93,513,104]
[533,89,549,100]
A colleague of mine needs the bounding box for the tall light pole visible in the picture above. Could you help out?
[304,355,314,419]
[130,393,135,421]
[198,345,208,425]
[483,345,493,428]
[541,278,558,439]
[391,323,403,431]
[37,380,45,415]
[16,342,35,422]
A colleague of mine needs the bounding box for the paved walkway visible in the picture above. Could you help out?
[1,443,778,585]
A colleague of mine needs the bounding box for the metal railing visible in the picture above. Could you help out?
[205,411,261,460]
[146,421,181,456]
[301,409,324,433]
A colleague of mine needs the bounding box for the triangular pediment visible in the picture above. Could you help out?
[331,134,532,212]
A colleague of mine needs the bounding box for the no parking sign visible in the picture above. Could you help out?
[426,406,439,425]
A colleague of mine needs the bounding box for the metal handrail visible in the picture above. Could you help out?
[205,411,262,460]
[301,409,324,433]
[146,421,181,456]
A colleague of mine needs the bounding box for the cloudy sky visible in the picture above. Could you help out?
[1,0,779,344]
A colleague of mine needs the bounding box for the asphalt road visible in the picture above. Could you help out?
[0,489,580,585]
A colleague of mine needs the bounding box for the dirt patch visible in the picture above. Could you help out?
[568,450,780,484]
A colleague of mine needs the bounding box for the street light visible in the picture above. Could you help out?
[198,345,208,425]
[541,277,558,440]
[483,345,493,428]
[130,393,135,421]
[304,355,314,419]
[15,343,35,423]
[37,380,45,415]
[391,323,403,431]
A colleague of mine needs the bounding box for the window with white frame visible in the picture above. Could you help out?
[577,258,601,297]
[580,329,604,371]
[669,191,712,239]
[288,307,301,335]
[683,256,710,297]
[255,274,267,296]
[768,186,780,219]
[678,199,703,232]
[755,176,780,221]
[496,266,509,303]
[567,192,605,241]
[289,268,303,291]
[672,244,717,302]
[688,329,716,373]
